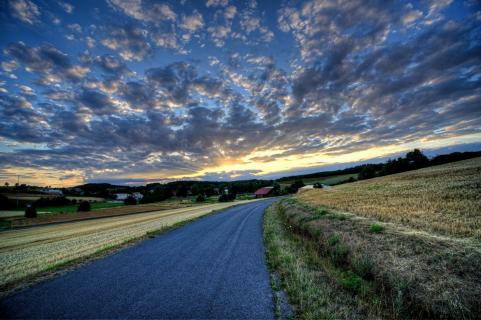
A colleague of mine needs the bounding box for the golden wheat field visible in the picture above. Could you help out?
[0,200,256,289]
[298,157,481,239]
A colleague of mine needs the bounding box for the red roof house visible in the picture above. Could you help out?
[254,187,274,198]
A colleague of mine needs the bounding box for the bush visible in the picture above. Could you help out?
[123,196,137,205]
[313,183,323,188]
[218,193,236,202]
[25,205,37,218]
[77,201,91,212]
[195,194,205,202]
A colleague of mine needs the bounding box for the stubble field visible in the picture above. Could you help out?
[298,157,481,239]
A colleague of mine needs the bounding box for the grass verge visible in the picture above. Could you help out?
[263,202,382,319]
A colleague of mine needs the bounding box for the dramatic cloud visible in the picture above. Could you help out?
[0,0,480,185]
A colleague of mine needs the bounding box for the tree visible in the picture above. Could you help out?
[191,184,200,196]
[358,165,377,180]
[124,196,137,205]
[406,149,429,169]
[218,193,236,202]
[196,194,205,202]
[288,180,305,193]
[25,205,37,218]
[4,182,9,187]
[77,201,91,212]
[0,194,11,210]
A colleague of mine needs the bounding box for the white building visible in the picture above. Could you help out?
[114,193,130,200]
[115,192,144,201]
[42,189,64,196]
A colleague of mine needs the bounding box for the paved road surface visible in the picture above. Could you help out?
[0,199,278,319]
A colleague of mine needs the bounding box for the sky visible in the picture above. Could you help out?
[0,0,480,187]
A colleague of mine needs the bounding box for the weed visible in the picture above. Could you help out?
[328,234,340,246]
[317,208,329,216]
[340,273,364,293]
[370,223,384,233]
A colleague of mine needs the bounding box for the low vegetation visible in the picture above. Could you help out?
[265,199,481,319]
[298,157,481,239]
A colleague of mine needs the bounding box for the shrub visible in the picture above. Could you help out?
[195,194,205,202]
[370,223,384,233]
[123,196,137,205]
[24,205,37,218]
[77,201,91,212]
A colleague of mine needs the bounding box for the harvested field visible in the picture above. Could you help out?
[3,201,199,228]
[298,157,481,239]
[0,200,257,290]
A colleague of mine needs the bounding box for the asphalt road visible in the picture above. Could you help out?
[0,198,278,319]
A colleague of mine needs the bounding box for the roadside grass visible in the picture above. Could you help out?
[263,202,381,319]
[266,198,481,319]
[298,157,481,239]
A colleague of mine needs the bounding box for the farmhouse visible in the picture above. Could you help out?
[254,187,274,198]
